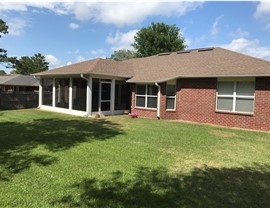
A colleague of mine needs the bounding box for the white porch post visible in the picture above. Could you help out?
[86,77,92,116]
[98,81,101,114]
[69,78,73,110]
[111,79,115,115]
[38,78,42,107]
[52,78,56,107]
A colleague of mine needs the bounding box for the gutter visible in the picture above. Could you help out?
[81,74,88,81]
[155,82,161,120]
[126,74,270,84]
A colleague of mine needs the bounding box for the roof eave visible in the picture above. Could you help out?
[33,72,133,79]
[126,73,270,83]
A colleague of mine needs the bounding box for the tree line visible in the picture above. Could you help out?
[1,19,186,74]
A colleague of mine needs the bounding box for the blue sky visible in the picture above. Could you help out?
[1,1,270,73]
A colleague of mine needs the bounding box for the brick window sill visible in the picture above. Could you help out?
[166,109,176,112]
[215,110,254,117]
[135,107,157,111]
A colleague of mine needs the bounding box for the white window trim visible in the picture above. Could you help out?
[135,84,157,110]
[166,84,176,111]
[216,81,255,114]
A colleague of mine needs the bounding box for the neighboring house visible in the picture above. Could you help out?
[34,47,270,131]
[0,74,39,110]
[0,74,39,92]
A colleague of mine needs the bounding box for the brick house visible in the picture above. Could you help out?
[35,47,270,131]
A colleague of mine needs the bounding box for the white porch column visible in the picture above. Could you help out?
[69,78,73,110]
[98,81,101,114]
[86,77,92,116]
[111,79,115,115]
[52,78,56,107]
[38,78,42,107]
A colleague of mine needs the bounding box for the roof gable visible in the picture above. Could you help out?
[34,58,134,78]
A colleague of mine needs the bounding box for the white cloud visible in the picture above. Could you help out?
[254,2,270,20]
[45,54,61,67]
[0,2,204,27]
[69,23,80,30]
[229,28,249,38]
[76,55,86,62]
[254,2,270,30]
[0,2,27,12]
[91,49,105,55]
[71,2,94,21]
[0,2,72,15]
[66,61,72,66]
[73,2,203,27]
[106,30,138,51]
[211,15,224,37]
[223,38,270,60]
[6,18,30,36]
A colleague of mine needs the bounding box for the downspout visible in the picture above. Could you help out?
[33,75,39,80]
[155,82,161,120]
[33,75,41,109]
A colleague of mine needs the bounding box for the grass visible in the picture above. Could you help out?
[0,109,270,207]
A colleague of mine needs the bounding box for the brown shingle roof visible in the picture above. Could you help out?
[34,58,134,78]
[34,47,270,83]
[125,47,270,83]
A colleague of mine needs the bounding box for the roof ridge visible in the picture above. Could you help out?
[87,58,101,73]
[2,74,18,83]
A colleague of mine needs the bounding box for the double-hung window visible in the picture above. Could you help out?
[166,83,176,110]
[135,84,158,109]
[216,79,255,113]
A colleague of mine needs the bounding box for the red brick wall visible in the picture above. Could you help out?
[131,77,270,131]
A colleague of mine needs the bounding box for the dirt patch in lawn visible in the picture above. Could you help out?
[209,130,236,138]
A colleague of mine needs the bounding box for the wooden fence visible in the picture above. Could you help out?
[0,91,39,110]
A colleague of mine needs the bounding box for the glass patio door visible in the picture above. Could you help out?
[100,81,111,115]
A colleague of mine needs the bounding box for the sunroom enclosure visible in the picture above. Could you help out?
[39,76,130,117]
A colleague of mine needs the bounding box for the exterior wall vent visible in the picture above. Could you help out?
[197,47,215,52]
[158,52,171,56]
[177,50,192,54]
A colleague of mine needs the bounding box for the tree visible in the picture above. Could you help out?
[110,49,136,61]
[12,53,49,75]
[0,69,6,75]
[0,19,8,63]
[132,22,186,57]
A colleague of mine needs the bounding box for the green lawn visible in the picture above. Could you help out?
[0,109,270,207]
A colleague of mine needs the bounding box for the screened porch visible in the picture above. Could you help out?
[39,76,130,117]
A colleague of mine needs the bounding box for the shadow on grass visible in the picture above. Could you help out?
[0,118,124,181]
[53,164,270,208]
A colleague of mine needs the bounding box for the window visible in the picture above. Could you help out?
[135,84,157,109]
[166,84,176,110]
[217,80,255,113]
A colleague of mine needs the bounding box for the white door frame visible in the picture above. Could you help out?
[99,80,112,116]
